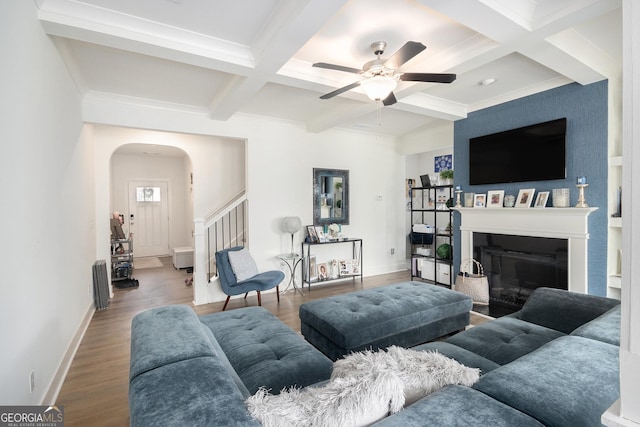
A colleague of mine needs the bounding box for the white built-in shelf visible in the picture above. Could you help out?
[608,274,622,289]
[608,156,623,167]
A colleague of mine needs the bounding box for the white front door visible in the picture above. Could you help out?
[128,181,169,257]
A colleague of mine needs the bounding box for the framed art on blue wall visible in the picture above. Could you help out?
[434,154,452,172]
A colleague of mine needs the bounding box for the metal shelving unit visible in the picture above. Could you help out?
[111,238,133,283]
[409,185,454,287]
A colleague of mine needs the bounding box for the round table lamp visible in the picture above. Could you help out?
[282,216,302,256]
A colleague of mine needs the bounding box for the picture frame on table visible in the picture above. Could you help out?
[516,188,536,208]
[306,225,318,242]
[339,259,360,276]
[305,255,317,281]
[315,228,326,242]
[487,190,505,208]
[474,193,486,208]
[534,191,549,208]
[317,263,328,281]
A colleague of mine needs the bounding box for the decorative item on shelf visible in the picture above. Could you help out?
[317,263,328,281]
[503,194,516,207]
[576,176,589,208]
[515,188,535,208]
[534,191,550,208]
[464,192,475,207]
[473,193,486,208]
[487,190,505,208]
[439,169,454,186]
[436,243,452,260]
[329,259,339,279]
[282,216,302,256]
[454,186,462,208]
[306,225,318,243]
[328,223,340,240]
[445,197,454,209]
[552,188,570,207]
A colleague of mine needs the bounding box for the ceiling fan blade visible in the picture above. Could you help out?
[313,62,362,74]
[382,92,397,106]
[319,81,361,99]
[384,41,426,69]
[400,73,457,84]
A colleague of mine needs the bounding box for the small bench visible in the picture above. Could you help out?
[299,281,473,361]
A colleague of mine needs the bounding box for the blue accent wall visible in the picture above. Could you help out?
[453,81,608,296]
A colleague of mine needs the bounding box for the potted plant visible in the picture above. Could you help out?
[439,170,454,185]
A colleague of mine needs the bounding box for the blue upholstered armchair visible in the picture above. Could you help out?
[215,246,284,311]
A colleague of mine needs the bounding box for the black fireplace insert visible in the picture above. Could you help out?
[472,232,568,316]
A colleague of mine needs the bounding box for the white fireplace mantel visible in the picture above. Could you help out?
[453,207,598,294]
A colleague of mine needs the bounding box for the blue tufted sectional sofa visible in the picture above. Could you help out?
[129,287,621,426]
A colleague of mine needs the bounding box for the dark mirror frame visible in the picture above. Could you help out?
[313,168,349,226]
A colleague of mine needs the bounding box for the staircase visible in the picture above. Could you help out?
[203,191,248,280]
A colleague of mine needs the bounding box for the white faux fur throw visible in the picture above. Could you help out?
[246,346,480,427]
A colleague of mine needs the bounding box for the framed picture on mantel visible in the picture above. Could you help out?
[487,190,504,208]
[534,191,549,208]
[516,189,535,208]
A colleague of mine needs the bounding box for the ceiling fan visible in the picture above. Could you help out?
[313,41,456,106]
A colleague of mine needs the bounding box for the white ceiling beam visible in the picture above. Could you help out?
[38,0,254,74]
[421,0,616,88]
[393,93,468,121]
[208,0,347,120]
[306,103,379,133]
[546,28,620,78]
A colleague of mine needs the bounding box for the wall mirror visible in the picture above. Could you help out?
[313,168,349,226]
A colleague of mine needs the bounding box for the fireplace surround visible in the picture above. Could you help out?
[454,207,597,314]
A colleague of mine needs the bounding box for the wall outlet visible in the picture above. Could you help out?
[390,248,395,255]
[29,370,35,394]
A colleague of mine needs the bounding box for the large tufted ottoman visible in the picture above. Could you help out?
[199,306,332,394]
[299,281,473,360]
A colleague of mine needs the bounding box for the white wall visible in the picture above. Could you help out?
[397,120,454,155]
[0,1,94,405]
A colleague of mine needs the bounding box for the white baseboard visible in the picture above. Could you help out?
[43,301,95,405]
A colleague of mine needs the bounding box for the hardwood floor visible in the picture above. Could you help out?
[55,257,489,426]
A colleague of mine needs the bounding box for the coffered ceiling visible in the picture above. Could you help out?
[37,0,621,137]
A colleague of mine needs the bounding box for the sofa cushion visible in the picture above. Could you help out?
[227,248,259,282]
[200,322,251,398]
[373,385,545,427]
[515,287,620,334]
[445,317,565,365]
[200,307,332,394]
[129,305,217,381]
[473,336,620,427]
[571,304,621,346]
[129,357,259,427]
[411,341,501,375]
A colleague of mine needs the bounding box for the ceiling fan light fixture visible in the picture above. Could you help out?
[361,76,397,101]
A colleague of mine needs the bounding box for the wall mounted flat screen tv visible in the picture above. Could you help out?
[469,118,567,185]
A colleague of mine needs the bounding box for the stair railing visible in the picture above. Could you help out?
[203,191,248,279]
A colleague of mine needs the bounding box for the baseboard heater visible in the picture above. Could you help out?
[92,260,110,310]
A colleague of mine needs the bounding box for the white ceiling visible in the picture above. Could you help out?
[37,0,622,137]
